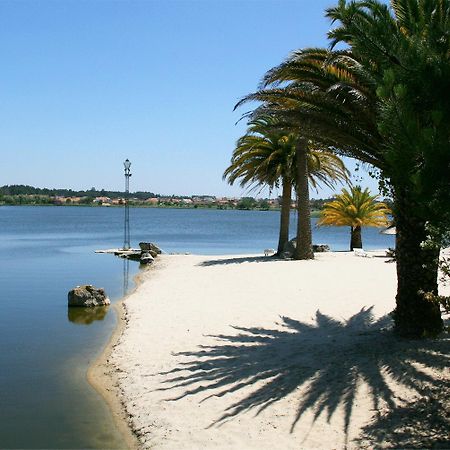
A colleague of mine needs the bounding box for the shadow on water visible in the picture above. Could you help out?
[198,255,284,266]
[157,308,449,446]
[67,306,109,325]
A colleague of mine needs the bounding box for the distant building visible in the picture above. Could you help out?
[216,197,229,205]
[93,196,111,204]
[53,196,66,205]
[192,196,216,204]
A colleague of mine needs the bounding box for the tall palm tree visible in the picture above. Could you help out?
[235,49,381,260]
[224,116,349,255]
[318,186,391,250]
[236,0,450,337]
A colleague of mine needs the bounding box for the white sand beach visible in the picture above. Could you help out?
[94,252,449,449]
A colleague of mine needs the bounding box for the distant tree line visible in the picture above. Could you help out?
[0,185,157,200]
[0,184,342,211]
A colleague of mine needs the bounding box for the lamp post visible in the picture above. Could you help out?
[123,159,132,250]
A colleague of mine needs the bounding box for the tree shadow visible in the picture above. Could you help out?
[157,308,449,445]
[356,381,450,448]
[198,255,284,266]
[356,317,450,449]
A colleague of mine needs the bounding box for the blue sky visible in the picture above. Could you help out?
[0,0,379,198]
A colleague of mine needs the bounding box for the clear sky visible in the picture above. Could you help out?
[0,0,380,199]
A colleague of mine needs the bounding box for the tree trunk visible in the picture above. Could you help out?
[394,193,443,337]
[294,138,314,260]
[350,226,362,250]
[277,178,291,255]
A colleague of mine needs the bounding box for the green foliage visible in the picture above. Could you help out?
[237,197,257,210]
[224,115,349,192]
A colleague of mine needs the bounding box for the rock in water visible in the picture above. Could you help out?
[68,285,110,307]
[139,242,162,254]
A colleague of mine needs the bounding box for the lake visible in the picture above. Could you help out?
[0,206,395,448]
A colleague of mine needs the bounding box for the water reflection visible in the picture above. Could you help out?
[68,306,109,325]
[123,257,129,296]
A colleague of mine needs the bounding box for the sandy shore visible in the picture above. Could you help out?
[87,267,154,450]
[97,252,449,449]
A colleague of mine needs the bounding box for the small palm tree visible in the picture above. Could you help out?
[318,186,390,251]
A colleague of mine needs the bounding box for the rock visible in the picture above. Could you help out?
[282,239,330,258]
[140,252,154,265]
[68,285,110,307]
[282,238,297,258]
[139,242,162,254]
[313,244,330,253]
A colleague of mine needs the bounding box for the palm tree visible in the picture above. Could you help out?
[325,0,450,337]
[224,116,295,255]
[224,116,349,256]
[236,0,450,337]
[318,186,390,250]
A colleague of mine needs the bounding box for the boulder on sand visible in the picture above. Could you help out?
[140,252,154,265]
[282,238,330,258]
[68,285,110,307]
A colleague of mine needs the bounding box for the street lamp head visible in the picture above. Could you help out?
[124,159,131,171]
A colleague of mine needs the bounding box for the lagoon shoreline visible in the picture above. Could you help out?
[87,264,159,450]
[92,251,449,450]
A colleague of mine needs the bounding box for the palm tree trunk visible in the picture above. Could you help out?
[394,192,443,337]
[294,138,314,260]
[277,178,291,255]
[350,226,362,250]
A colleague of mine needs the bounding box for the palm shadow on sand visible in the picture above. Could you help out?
[356,381,450,448]
[199,255,284,266]
[157,307,449,445]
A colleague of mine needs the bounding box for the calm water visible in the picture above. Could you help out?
[0,206,395,449]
